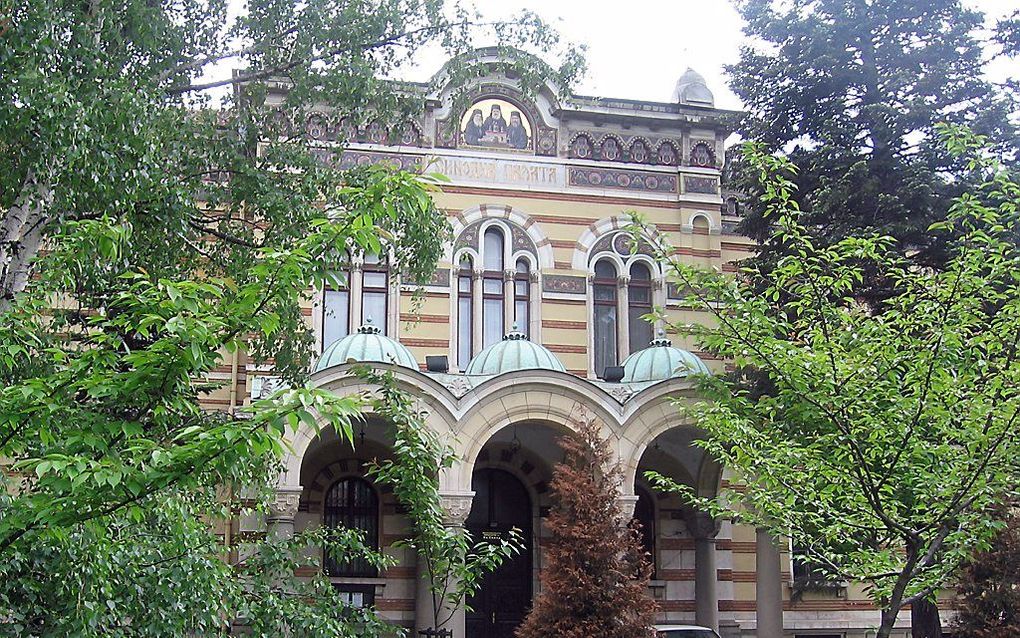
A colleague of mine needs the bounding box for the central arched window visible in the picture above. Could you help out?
[628,262,654,352]
[453,217,540,371]
[482,228,505,348]
[593,259,619,378]
[323,477,379,577]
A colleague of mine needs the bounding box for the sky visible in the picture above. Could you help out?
[398,0,1019,111]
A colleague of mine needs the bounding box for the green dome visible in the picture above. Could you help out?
[465,327,566,375]
[314,319,419,373]
[621,332,710,383]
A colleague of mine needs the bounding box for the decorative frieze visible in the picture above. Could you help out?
[683,175,719,195]
[568,167,678,193]
[542,274,586,295]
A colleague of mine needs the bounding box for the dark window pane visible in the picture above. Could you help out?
[595,260,617,279]
[630,262,651,280]
[629,307,654,351]
[594,283,616,302]
[323,478,379,577]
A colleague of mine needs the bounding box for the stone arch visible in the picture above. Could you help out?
[596,134,625,162]
[568,132,595,160]
[449,374,625,493]
[447,204,553,270]
[280,365,460,488]
[684,210,720,235]
[305,457,386,515]
[617,382,709,494]
[627,137,654,164]
[571,215,670,271]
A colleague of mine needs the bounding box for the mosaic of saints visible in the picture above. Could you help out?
[462,100,531,150]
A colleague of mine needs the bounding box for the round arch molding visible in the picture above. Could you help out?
[447,204,554,270]
[571,214,671,271]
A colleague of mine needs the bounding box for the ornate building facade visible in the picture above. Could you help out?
[226,50,922,637]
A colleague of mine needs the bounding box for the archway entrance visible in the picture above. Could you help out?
[465,468,533,638]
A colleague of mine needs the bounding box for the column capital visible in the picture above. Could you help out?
[269,487,303,522]
[503,269,516,282]
[472,269,485,281]
[616,275,631,288]
[439,491,475,527]
[617,494,640,521]
[683,508,721,540]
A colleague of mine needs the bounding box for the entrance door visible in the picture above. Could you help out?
[465,468,533,638]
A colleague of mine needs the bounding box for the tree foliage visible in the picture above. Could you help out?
[517,418,656,638]
[364,370,521,632]
[646,127,1020,638]
[1,0,581,634]
[952,502,1020,638]
[728,0,1018,300]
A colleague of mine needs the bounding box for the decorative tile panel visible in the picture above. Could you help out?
[683,175,719,194]
[568,167,678,193]
[542,274,586,294]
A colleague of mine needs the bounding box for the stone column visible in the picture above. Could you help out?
[617,494,640,524]
[503,269,516,331]
[415,491,475,638]
[755,528,784,638]
[350,261,363,329]
[267,487,303,541]
[471,270,484,354]
[685,509,720,633]
[617,275,631,360]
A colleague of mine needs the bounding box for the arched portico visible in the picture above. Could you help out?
[267,360,739,637]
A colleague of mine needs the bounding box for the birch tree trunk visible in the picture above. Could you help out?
[1,171,53,312]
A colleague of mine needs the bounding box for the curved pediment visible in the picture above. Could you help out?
[433,82,559,156]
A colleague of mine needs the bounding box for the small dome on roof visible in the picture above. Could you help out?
[672,68,715,106]
[314,318,418,373]
[465,326,566,376]
[621,331,710,383]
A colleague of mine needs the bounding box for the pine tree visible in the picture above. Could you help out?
[728,0,1019,302]
[516,418,657,638]
[952,504,1020,638]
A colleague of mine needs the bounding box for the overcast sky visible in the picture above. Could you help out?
[400,0,1019,110]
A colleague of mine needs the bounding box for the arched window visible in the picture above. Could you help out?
[452,219,540,371]
[634,486,656,575]
[593,259,618,378]
[457,255,474,371]
[514,259,530,336]
[361,253,389,333]
[323,477,379,577]
[323,267,350,351]
[482,228,505,348]
[628,262,654,353]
